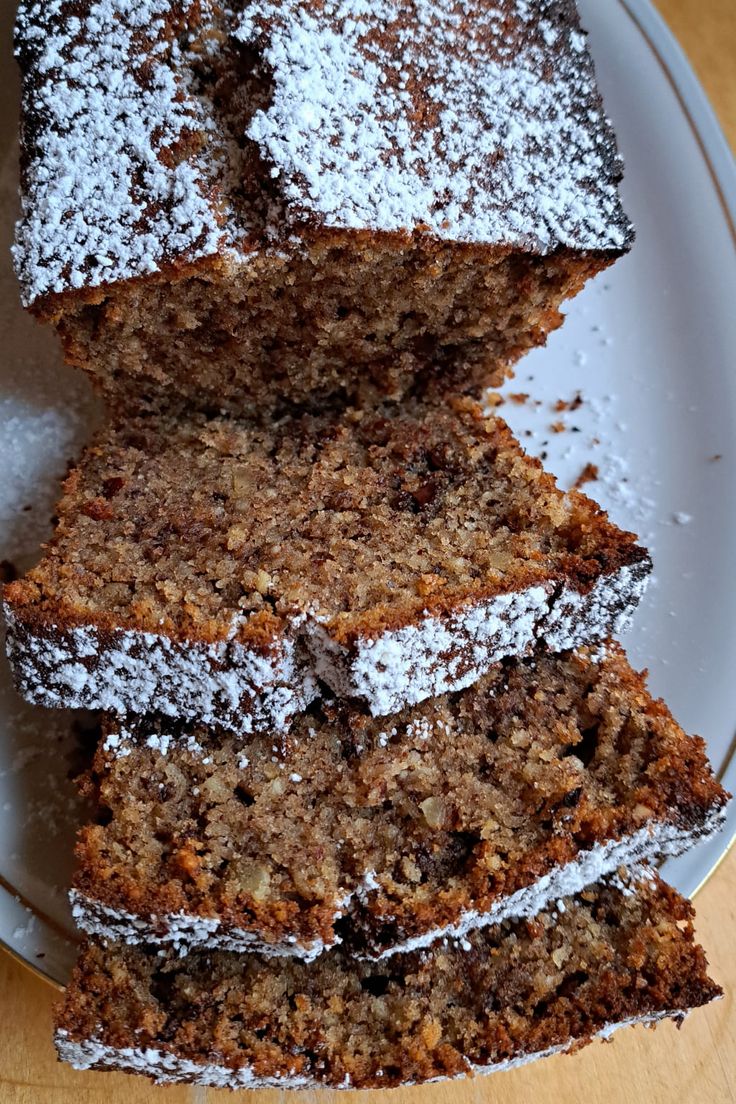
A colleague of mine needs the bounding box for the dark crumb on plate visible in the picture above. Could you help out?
[554,393,583,413]
[573,463,599,490]
[0,560,17,583]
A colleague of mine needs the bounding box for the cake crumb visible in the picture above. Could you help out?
[572,463,599,490]
[0,559,17,583]
[553,393,583,413]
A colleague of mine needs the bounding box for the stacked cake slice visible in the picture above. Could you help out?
[4,401,728,1086]
[56,875,721,1089]
[4,398,650,728]
[69,644,726,962]
[6,0,729,1092]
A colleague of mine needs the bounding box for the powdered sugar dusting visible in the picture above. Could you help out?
[14,0,227,305]
[308,563,650,717]
[363,808,726,960]
[237,0,631,249]
[543,563,649,652]
[15,0,631,307]
[69,890,331,961]
[3,611,318,734]
[5,562,649,727]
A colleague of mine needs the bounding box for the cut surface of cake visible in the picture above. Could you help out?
[55,875,721,1090]
[15,0,632,416]
[70,645,728,959]
[4,398,650,731]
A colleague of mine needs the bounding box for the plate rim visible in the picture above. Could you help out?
[2,0,736,992]
[615,0,736,898]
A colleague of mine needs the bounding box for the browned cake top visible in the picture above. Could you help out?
[15,0,632,308]
[5,398,647,646]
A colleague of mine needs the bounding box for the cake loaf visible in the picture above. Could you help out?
[70,645,728,960]
[4,398,650,732]
[14,0,632,416]
[55,874,721,1090]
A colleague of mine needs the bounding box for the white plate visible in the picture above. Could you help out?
[0,0,735,990]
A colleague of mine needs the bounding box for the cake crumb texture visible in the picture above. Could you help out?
[4,398,650,726]
[54,876,721,1089]
[71,644,728,958]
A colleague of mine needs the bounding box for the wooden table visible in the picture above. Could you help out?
[2,1,735,1101]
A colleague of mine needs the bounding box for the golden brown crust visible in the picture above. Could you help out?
[55,876,721,1090]
[71,645,728,955]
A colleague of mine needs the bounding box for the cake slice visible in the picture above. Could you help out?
[70,645,728,960]
[55,874,721,1090]
[4,398,650,732]
[15,0,632,417]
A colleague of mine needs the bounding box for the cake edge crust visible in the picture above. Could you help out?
[310,560,652,716]
[53,1009,702,1091]
[3,559,651,731]
[68,807,727,961]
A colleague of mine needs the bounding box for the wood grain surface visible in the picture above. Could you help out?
[2,0,735,1101]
